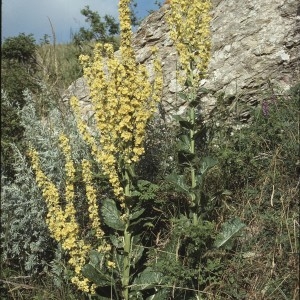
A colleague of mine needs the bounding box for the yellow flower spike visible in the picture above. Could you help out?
[29,145,93,293]
[82,159,104,239]
[70,0,163,202]
[167,0,212,83]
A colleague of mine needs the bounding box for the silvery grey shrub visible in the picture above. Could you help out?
[1,87,89,275]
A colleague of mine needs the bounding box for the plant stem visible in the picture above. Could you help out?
[122,219,131,300]
[190,105,196,189]
[122,168,132,300]
[189,91,198,225]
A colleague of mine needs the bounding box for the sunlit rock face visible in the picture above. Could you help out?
[63,0,300,120]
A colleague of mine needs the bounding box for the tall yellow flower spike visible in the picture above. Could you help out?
[167,0,212,82]
[82,159,104,239]
[71,0,163,201]
[29,143,93,293]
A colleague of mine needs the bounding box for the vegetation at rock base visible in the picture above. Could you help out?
[1,1,299,300]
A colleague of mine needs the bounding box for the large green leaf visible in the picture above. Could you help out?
[131,267,163,291]
[177,134,191,152]
[82,263,113,287]
[102,198,125,231]
[199,156,218,174]
[166,173,190,195]
[214,217,246,249]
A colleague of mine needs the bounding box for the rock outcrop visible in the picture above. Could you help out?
[63,0,300,120]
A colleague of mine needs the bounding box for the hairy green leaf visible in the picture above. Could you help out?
[214,217,246,249]
[81,263,113,287]
[166,173,190,194]
[102,198,125,231]
[132,267,163,291]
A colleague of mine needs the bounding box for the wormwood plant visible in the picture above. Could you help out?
[1,89,62,277]
[29,0,163,299]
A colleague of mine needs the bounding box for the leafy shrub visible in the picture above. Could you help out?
[1,34,40,180]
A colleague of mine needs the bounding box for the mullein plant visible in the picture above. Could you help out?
[166,0,214,223]
[30,0,162,298]
[160,2,246,297]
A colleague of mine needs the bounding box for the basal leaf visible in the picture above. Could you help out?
[132,267,163,291]
[214,217,246,249]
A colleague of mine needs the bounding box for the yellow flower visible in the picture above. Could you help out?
[107,261,116,269]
